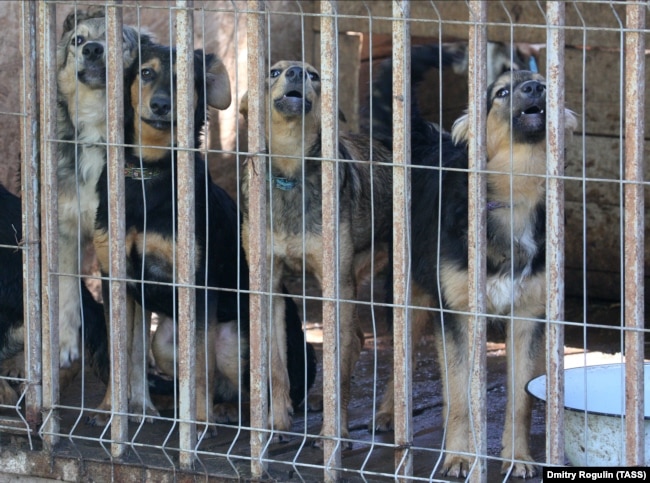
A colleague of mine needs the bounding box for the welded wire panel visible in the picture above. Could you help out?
[2,1,649,481]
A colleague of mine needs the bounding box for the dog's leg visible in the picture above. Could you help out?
[268,263,293,437]
[500,316,544,478]
[57,228,82,367]
[196,325,217,437]
[127,304,159,423]
[371,286,434,432]
[88,280,125,426]
[436,312,473,478]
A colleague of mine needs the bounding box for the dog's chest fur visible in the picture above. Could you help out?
[56,92,108,240]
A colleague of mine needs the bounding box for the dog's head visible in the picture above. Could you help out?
[452,70,577,162]
[240,60,326,152]
[57,8,150,93]
[126,44,231,162]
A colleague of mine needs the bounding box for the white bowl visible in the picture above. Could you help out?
[527,362,650,466]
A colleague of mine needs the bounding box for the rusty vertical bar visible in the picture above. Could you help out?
[320,2,341,481]
[466,2,487,481]
[37,0,60,449]
[545,1,566,466]
[105,2,129,458]
[20,0,42,433]
[246,1,269,476]
[391,1,412,480]
[175,0,199,469]
[623,1,645,467]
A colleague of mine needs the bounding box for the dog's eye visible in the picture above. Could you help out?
[495,87,510,98]
[141,68,155,80]
[73,35,84,46]
[308,71,320,81]
[270,69,281,78]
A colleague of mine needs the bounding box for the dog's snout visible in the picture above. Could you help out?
[82,42,104,61]
[520,80,545,98]
[285,66,308,83]
[150,95,172,116]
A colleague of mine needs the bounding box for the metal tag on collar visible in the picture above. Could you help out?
[125,165,158,180]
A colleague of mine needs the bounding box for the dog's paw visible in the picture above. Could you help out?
[269,400,293,432]
[86,411,110,427]
[128,402,160,424]
[311,429,354,451]
[441,454,472,479]
[0,379,18,406]
[368,411,394,432]
[213,402,242,424]
[306,393,323,412]
[59,329,80,368]
[501,457,538,479]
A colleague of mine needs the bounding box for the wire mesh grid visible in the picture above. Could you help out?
[0,1,647,481]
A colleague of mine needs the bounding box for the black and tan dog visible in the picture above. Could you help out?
[240,60,393,442]
[56,7,151,368]
[372,46,577,477]
[92,45,316,429]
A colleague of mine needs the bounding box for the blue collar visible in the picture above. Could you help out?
[269,175,298,191]
[487,201,511,211]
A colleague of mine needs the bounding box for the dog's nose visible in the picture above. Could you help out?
[285,66,308,82]
[150,95,171,116]
[82,42,104,61]
[520,80,545,98]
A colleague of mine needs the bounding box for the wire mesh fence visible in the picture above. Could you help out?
[0,1,646,481]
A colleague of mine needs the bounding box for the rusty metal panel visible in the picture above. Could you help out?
[390,1,412,480]
[319,2,341,481]
[20,0,42,439]
[466,2,488,482]
[36,0,60,450]
[245,1,269,477]
[545,0,567,467]
[105,2,129,458]
[623,1,645,467]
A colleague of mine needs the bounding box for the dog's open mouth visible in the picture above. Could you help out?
[274,90,312,115]
[522,105,544,116]
[141,118,174,131]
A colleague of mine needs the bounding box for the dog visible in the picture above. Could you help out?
[0,184,107,408]
[371,45,577,477]
[91,44,317,430]
[55,7,151,368]
[239,60,393,442]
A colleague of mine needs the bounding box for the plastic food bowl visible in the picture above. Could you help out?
[527,363,650,466]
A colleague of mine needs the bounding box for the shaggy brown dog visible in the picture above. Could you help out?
[240,60,392,443]
[56,8,151,367]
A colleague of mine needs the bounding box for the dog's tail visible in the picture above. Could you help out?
[369,44,462,150]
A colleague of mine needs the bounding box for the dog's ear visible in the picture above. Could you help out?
[239,91,249,121]
[62,7,105,35]
[200,52,231,110]
[339,109,347,123]
[450,112,470,145]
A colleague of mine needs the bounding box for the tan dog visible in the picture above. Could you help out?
[240,60,392,443]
